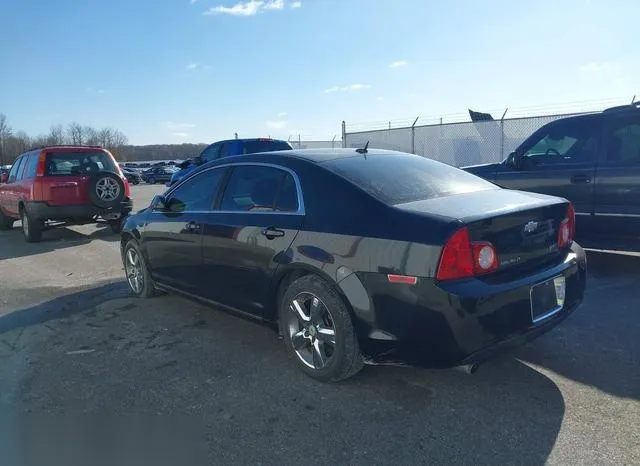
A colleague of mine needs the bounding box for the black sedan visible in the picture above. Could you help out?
[141,166,178,184]
[120,148,587,382]
[121,167,141,185]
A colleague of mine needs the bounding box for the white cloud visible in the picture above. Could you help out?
[264,0,284,10]
[186,62,199,70]
[291,1,302,7]
[190,0,199,4]
[170,132,190,139]
[204,1,263,16]
[376,96,384,101]
[325,83,371,93]
[166,121,196,130]
[389,60,408,68]
[266,120,287,129]
[278,111,288,116]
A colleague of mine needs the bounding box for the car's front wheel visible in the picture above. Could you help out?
[280,275,364,383]
[123,239,156,298]
[21,208,43,243]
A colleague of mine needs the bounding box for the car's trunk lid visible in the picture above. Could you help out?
[396,188,569,270]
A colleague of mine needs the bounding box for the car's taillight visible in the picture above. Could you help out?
[36,151,46,176]
[436,227,499,281]
[557,202,575,248]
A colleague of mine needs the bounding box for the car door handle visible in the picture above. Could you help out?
[570,174,591,184]
[184,221,201,233]
[261,226,285,239]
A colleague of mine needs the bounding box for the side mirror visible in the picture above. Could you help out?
[505,151,519,169]
[150,195,167,211]
[0,173,8,184]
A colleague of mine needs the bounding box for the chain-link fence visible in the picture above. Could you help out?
[343,111,597,167]
[288,139,342,149]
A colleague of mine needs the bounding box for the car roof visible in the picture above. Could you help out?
[238,148,408,164]
[214,138,291,144]
[25,144,107,152]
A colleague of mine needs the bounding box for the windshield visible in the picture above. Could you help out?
[44,151,118,176]
[324,153,496,205]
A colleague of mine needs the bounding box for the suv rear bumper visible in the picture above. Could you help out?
[24,198,133,221]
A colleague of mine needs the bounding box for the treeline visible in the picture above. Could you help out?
[0,113,210,165]
[0,113,129,165]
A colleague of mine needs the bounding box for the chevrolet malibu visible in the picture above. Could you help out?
[120,148,587,382]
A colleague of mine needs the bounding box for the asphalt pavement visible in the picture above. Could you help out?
[0,184,638,465]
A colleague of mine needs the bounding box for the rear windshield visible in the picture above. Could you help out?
[324,153,497,205]
[241,140,292,154]
[45,151,118,176]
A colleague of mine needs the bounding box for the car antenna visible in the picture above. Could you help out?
[355,141,369,155]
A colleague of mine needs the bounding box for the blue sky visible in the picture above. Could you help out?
[0,0,638,145]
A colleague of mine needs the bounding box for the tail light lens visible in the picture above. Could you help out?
[36,151,47,176]
[436,227,499,281]
[557,202,575,248]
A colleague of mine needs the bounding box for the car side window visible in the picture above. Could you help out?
[521,119,598,165]
[23,154,39,180]
[165,168,226,212]
[200,143,220,163]
[220,165,288,212]
[605,118,640,165]
[8,156,25,182]
[274,172,299,212]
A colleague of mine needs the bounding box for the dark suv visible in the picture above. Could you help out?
[464,102,640,236]
[0,145,132,242]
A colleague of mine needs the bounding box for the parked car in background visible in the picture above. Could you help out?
[0,145,132,242]
[167,138,293,187]
[463,102,640,237]
[121,167,141,185]
[120,148,586,382]
[141,165,179,184]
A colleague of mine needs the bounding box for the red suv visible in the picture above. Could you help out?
[0,145,132,242]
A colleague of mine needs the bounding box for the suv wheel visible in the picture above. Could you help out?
[21,208,43,243]
[0,209,14,230]
[279,275,364,383]
[88,172,125,209]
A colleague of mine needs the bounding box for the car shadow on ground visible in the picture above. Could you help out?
[0,283,564,464]
[516,249,640,400]
[0,221,120,261]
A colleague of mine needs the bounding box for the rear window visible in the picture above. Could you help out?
[45,151,118,176]
[324,153,497,205]
[241,140,292,154]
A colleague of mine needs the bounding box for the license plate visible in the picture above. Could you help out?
[530,275,565,323]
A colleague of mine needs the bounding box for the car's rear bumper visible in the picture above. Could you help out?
[352,242,587,369]
[25,198,134,221]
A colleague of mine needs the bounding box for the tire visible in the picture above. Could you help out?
[0,208,14,231]
[147,176,156,184]
[88,172,125,209]
[123,239,156,298]
[21,208,43,243]
[279,275,364,383]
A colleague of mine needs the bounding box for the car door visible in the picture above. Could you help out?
[13,153,38,209]
[493,117,600,216]
[200,163,304,317]
[2,156,26,216]
[592,113,640,234]
[142,167,228,294]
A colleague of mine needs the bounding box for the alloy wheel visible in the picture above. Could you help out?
[286,292,337,370]
[125,247,144,294]
[96,177,120,202]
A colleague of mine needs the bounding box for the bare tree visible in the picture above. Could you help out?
[0,113,12,165]
[84,126,99,145]
[48,124,65,145]
[13,131,31,154]
[67,122,85,145]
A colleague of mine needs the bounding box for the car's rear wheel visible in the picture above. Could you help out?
[123,239,156,298]
[147,176,156,184]
[279,275,364,382]
[0,209,14,230]
[21,208,43,243]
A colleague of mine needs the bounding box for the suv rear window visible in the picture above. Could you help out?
[45,151,118,176]
[324,153,497,205]
[241,140,292,154]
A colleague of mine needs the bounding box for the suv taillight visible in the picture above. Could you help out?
[36,151,47,176]
[436,227,499,281]
[557,202,575,248]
